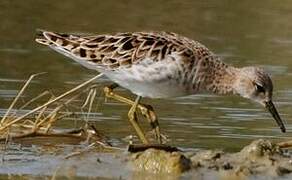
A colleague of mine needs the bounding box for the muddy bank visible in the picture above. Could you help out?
[1,137,292,179]
[128,139,292,179]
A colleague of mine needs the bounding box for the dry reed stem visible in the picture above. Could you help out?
[19,90,51,110]
[95,141,124,151]
[37,105,62,127]
[277,140,292,149]
[0,127,87,142]
[0,73,111,149]
[34,97,51,127]
[34,92,83,131]
[1,133,10,162]
[44,110,58,133]
[51,165,61,180]
[81,88,94,109]
[41,92,85,132]
[0,72,46,125]
[9,123,84,135]
[64,142,97,159]
[21,119,35,126]
[85,88,97,128]
[64,141,122,159]
[87,88,97,118]
[80,88,96,127]
[32,105,61,132]
[0,73,104,132]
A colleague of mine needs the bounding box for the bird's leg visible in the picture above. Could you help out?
[127,96,149,144]
[138,104,162,143]
[103,84,162,143]
[103,83,132,105]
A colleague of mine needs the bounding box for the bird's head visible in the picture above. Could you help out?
[233,66,286,132]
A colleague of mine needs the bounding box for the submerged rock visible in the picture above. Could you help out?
[128,139,292,178]
[130,148,191,174]
[238,139,281,160]
[229,139,292,177]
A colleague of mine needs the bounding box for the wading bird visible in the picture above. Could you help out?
[36,30,286,144]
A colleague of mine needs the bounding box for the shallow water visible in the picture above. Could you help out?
[1,0,292,177]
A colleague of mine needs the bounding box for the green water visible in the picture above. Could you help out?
[1,0,292,152]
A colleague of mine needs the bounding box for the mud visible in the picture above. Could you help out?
[1,136,292,179]
[127,139,292,179]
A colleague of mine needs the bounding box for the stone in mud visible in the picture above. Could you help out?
[128,139,292,177]
[130,148,191,174]
[225,139,292,177]
[186,139,292,178]
[190,150,224,169]
[238,139,282,160]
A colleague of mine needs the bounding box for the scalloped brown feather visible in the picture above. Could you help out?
[36,30,212,70]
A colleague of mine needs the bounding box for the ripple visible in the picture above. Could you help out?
[0,78,26,83]
[0,48,31,54]
[262,65,288,75]
[0,90,19,98]
[271,38,292,45]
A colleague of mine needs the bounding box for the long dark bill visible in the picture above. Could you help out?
[265,101,286,133]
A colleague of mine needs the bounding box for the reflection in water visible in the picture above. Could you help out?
[0,0,292,152]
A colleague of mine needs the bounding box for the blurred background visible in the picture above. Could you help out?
[1,0,292,151]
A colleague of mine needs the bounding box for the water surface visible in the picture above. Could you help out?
[1,0,292,152]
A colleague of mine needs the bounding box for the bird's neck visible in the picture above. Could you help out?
[204,57,239,95]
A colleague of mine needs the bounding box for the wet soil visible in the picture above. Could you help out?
[1,135,292,179]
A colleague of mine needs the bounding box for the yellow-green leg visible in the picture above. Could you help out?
[128,96,148,144]
[103,84,162,144]
[138,104,162,143]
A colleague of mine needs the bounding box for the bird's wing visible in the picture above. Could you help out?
[35,30,209,71]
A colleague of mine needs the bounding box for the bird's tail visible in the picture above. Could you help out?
[35,29,55,46]
[35,29,98,70]
[35,29,79,48]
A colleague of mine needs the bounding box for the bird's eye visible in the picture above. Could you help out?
[255,84,265,93]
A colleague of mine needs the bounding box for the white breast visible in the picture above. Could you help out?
[100,55,192,98]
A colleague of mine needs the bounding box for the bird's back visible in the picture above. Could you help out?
[36,31,220,98]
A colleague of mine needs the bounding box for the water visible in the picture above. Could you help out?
[1,0,292,157]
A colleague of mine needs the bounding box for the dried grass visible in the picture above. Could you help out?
[0,73,106,143]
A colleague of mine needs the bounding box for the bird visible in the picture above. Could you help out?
[35,30,286,144]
